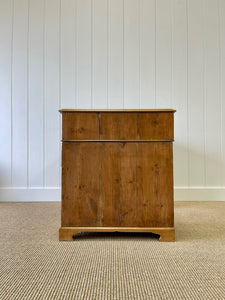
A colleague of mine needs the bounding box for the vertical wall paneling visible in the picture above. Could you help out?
[172,0,188,186]
[59,0,62,187]
[77,0,92,108]
[0,0,13,186]
[29,0,44,187]
[45,0,60,187]
[187,0,205,186]
[12,0,28,186]
[1,0,225,200]
[92,0,108,108]
[140,0,155,108]
[156,0,172,108]
[220,0,225,185]
[108,0,123,108]
[204,0,221,186]
[60,0,76,108]
[124,0,140,108]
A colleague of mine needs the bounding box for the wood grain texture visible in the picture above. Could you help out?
[60,110,175,241]
[59,109,176,112]
[61,142,100,227]
[138,112,174,140]
[137,142,174,227]
[62,112,99,140]
[101,142,137,226]
[101,113,137,140]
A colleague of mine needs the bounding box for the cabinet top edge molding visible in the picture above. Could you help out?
[59,109,176,113]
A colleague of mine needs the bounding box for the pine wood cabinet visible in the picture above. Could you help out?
[59,109,176,242]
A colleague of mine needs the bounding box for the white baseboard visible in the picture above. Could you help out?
[174,187,225,201]
[0,187,61,202]
[0,187,225,202]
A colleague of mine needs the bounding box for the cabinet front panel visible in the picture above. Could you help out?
[101,142,137,226]
[61,142,100,227]
[101,142,173,227]
[137,142,174,227]
[100,113,137,140]
[138,112,174,140]
[62,112,99,140]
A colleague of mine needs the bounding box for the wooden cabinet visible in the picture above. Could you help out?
[59,109,176,242]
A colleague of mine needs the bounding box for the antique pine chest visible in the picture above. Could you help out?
[59,109,176,242]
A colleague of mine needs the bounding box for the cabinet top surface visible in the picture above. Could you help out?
[59,109,176,113]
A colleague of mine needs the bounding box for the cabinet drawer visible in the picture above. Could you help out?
[62,112,99,140]
[61,111,174,141]
[101,112,174,141]
[100,113,137,140]
[138,112,174,140]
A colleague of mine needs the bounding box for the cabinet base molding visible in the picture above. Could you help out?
[59,227,175,242]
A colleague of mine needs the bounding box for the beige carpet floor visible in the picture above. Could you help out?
[0,202,224,300]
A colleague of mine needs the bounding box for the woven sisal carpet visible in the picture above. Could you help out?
[0,202,224,300]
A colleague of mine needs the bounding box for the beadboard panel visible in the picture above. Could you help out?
[221,0,225,186]
[187,0,205,186]
[29,0,45,187]
[76,0,92,108]
[140,0,155,108]
[60,0,76,109]
[45,0,60,187]
[124,0,140,108]
[92,0,108,108]
[172,0,188,187]
[12,0,28,187]
[0,0,225,201]
[156,0,172,109]
[204,0,221,186]
[0,0,13,186]
[108,0,123,108]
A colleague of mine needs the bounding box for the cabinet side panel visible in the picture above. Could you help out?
[100,113,137,140]
[137,142,174,227]
[61,142,100,227]
[101,143,137,226]
[62,112,99,140]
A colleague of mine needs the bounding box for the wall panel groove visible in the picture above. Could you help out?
[1,0,225,200]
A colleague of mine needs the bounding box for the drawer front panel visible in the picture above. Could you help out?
[62,112,99,140]
[62,111,174,141]
[61,142,100,227]
[100,113,137,140]
[138,112,174,140]
[101,112,174,140]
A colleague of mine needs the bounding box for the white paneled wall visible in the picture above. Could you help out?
[0,0,225,201]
